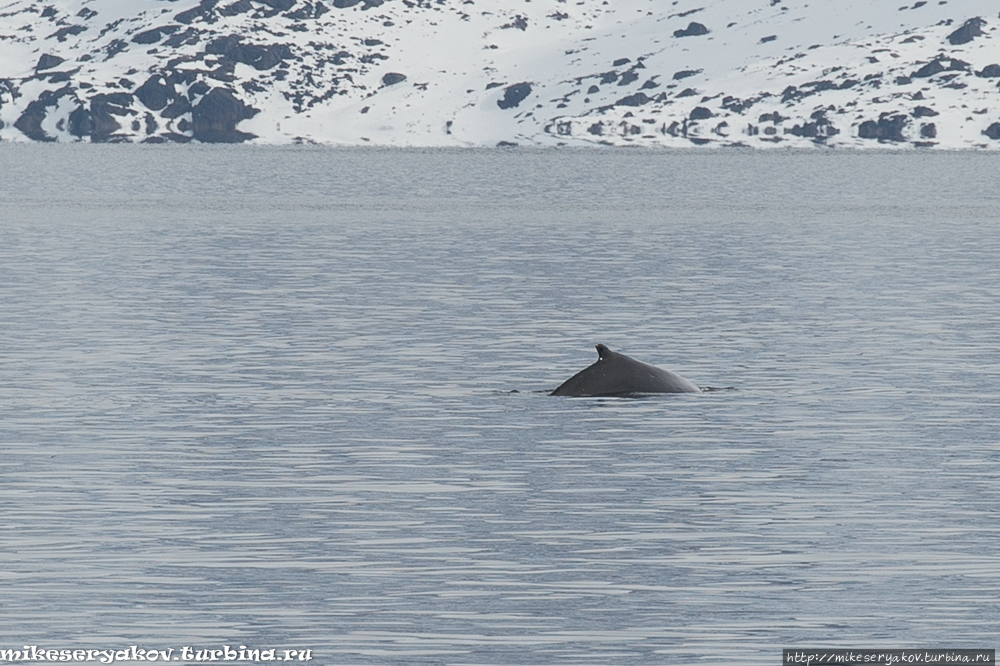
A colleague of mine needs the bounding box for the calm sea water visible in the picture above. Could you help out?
[1,146,999,664]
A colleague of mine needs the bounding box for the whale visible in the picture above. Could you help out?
[551,344,701,396]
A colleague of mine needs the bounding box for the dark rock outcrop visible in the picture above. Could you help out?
[912,57,970,78]
[69,93,135,142]
[977,64,1000,78]
[218,0,254,16]
[135,75,173,110]
[162,96,192,119]
[786,110,839,140]
[187,81,211,100]
[36,54,65,71]
[131,25,180,44]
[616,92,649,107]
[285,2,329,19]
[946,17,985,45]
[175,0,221,24]
[105,39,128,59]
[912,106,938,118]
[205,34,240,56]
[162,27,201,48]
[689,106,713,120]
[205,35,291,70]
[858,113,908,142]
[674,22,709,38]
[49,25,87,42]
[722,95,759,113]
[781,79,841,103]
[497,82,532,109]
[13,87,76,141]
[617,69,639,86]
[500,15,528,31]
[984,123,1000,141]
[673,69,701,80]
[381,72,406,86]
[191,87,258,142]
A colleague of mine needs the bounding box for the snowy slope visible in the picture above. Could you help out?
[1,0,998,147]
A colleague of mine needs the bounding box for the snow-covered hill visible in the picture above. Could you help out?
[1,0,998,147]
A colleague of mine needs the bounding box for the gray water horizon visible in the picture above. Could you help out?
[1,145,999,664]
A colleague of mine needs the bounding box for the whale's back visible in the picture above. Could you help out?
[552,345,700,397]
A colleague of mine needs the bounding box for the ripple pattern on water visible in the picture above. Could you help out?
[1,147,999,663]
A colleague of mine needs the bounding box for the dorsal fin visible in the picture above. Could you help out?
[595,343,612,360]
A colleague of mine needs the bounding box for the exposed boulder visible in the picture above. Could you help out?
[722,95,758,114]
[946,17,985,45]
[135,75,173,111]
[786,110,840,140]
[218,0,254,16]
[285,2,329,19]
[206,34,240,56]
[984,123,1000,141]
[497,82,532,109]
[162,27,201,48]
[191,87,258,143]
[49,25,86,42]
[674,22,709,38]
[912,57,970,78]
[616,92,649,107]
[161,96,193,119]
[500,15,528,31]
[617,69,639,86]
[977,64,1000,78]
[105,39,128,59]
[187,80,211,100]
[205,35,291,71]
[69,93,135,142]
[13,87,75,141]
[912,106,938,118]
[673,69,701,80]
[858,113,908,142]
[689,106,713,120]
[131,25,180,44]
[381,72,406,86]
[175,0,221,24]
[35,54,65,71]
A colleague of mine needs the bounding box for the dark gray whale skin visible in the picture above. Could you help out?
[551,344,700,396]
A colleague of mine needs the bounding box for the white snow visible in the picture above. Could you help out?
[1,0,998,147]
